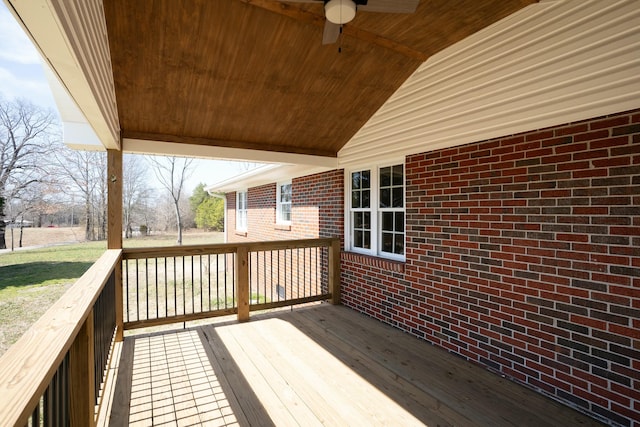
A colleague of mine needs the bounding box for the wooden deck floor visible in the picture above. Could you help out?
[103,304,603,426]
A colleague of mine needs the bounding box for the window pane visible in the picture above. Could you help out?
[363,212,370,229]
[354,212,362,228]
[354,230,363,248]
[361,170,370,189]
[352,190,360,208]
[392,165,404,186]
[394,234,404,255]
[281,184,292,202]
[363,231,371,249]
[380,188,390,208]
[392,187,403,208]
[362,190,370,208]
[382,232,393,253]
[380,166,391,187]
[352,172,361,190]
[382,212,393,231]
[282,204,291,221]
[395,212,404,232]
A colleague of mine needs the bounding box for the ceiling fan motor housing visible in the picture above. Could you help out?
[324,0,357,24]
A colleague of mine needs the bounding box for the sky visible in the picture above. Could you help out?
[0,2,254,192]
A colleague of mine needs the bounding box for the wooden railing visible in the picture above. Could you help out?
[0,250,121,427]
[121,237,341,329]
[0,238,340,426]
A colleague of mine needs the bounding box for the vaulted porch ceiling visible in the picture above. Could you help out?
[102,0,536,160]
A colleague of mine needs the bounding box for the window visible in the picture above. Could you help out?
[236,191,247,231]
[351,170,371,250]
[276,182,292,224]
[379,165,405,256]
[347,163,404,260]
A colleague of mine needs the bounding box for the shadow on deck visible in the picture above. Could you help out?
[104,304,603,426]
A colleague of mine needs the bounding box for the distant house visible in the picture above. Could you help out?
[5,219,34,228]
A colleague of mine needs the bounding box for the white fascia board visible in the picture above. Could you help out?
[123,138,339,168]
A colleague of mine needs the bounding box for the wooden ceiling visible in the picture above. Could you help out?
[103,0,536,159]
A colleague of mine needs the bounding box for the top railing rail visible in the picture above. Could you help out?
[121,237,338,259]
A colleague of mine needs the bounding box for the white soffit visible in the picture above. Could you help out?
[43,66,103,150]
[338,0,640,166]
[7,0,120,150]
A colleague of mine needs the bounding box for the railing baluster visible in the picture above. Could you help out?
[190,255,194,315]
[270,251,273,303]
[154,258,158,319]
[135,259,140,322]
[125,259,129,323]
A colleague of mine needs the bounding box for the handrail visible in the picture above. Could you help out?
[0,249,122,426]
[121,237,337,259]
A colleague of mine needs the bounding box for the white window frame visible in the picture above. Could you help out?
[345,161,405,261]
[236,190,248,231]
[276,181,292,225]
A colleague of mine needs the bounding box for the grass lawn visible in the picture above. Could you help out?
[0,231,223,356]
[0,241,106,355]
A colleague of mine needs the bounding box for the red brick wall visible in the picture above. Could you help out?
[225,170,344,301]
[341,109,640,426]
[226,169,344,243]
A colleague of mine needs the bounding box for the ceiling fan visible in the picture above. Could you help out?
[282,0,420,45]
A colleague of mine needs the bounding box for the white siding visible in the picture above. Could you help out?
[338,0,640,167]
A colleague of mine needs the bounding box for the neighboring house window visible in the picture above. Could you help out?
[347,163,404,260]
[276,181,292,224]
[236,191,247,231]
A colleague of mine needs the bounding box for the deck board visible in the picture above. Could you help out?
[105,304,604,426]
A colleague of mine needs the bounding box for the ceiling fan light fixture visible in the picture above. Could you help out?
[325,0,356,25]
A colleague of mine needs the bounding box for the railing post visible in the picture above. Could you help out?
[107,149,124,341]
[69,310,96,427]
[329,238,341,304]
[237,246,250,322]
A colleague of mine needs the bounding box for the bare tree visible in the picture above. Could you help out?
[147,156,194,245]
[53,148,106,241]
[0,96,58,249]
[123,154,152,238]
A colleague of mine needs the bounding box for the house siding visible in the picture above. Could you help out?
[225,109,639,426]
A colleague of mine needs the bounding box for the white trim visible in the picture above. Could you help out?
[344,159,406,262]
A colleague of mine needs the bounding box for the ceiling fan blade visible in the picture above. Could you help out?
[322,21,341,45]
[357,0,419,13]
